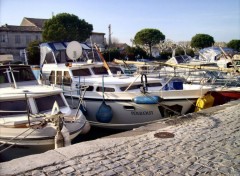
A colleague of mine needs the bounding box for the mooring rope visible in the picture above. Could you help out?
[142,92,181,116]
[0,128,38,153]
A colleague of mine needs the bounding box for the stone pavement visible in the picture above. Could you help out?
[0,100,240,176]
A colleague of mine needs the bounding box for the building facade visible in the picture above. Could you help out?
[0,17,106,62]
[0,17,45,62]
[85,32,106,51]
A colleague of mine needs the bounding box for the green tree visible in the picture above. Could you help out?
[125,46,147,60]
[134,28,165,57]
[227,40,240,52]
[190,34,215,49]
[186,48,195,57]
[102,48,121,62]
[26,41,41,65]
[42,13,93,42]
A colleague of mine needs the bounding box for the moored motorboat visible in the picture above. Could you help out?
[0,63,90,147]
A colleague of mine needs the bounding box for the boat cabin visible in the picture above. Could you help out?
[0,64,68,116]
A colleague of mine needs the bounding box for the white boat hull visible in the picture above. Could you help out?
[66,86,208,130]
[0,118,90,146]
[84,99,195,130]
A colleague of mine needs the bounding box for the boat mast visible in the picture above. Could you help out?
[108,24,112,48]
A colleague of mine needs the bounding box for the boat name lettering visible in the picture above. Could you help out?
[131,111,153,116]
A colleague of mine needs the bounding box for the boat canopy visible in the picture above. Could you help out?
[40,42,94,67]
[199,47,235,62]
[165,55,192,65]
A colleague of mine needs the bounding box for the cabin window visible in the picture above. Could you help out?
[109,67,124,74]
[120,84,141,91]
[72,68,91,76]
[56,71,62,85]
[35,94,66,112]
[49,71,55,84]
[86,86,94,91]
[63,71,72,85]
[96,87,115,92]
[92,67,108,75]
[0,99,27,116]
[148,82,162,87]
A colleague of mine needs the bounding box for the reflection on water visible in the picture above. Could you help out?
[0,127,124,163]
[0,145,54,162]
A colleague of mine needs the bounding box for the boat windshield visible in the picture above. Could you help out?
[0,99,27,116]
[35,94,66,112]
[175,55,191,64]
[11,67,36,82]
[0,66,36,83]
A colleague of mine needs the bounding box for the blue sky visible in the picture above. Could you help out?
[0,0,239,44]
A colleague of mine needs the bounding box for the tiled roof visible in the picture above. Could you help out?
[0,25,42,32]
[92,32,105,35]
[22,17,48,28]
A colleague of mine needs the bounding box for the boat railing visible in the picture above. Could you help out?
[144,68,212,85]
[156,67,240,88]
[207,77,240,87]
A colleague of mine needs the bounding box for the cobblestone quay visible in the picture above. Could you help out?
[0,100,240,176]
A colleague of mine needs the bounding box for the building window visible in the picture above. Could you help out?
[35,35,39,41]
[15,35,21,44]
[26,35,31,44]
[0,34,8,43]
